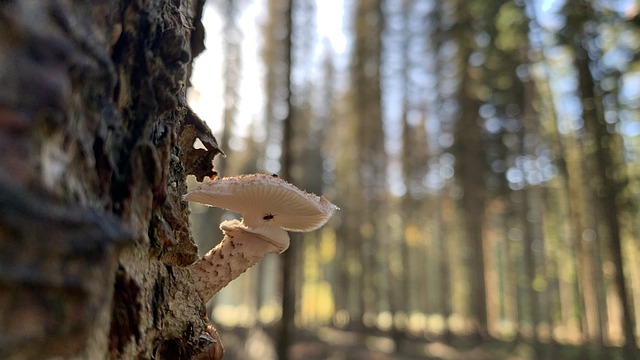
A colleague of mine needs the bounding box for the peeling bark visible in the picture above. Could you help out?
[0,1,222,359]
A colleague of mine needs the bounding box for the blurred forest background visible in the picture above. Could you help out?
[186,0,640,358]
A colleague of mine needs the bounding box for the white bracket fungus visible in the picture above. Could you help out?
[184,173,338,302]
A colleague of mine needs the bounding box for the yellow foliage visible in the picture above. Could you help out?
[404,223,421,247]
[360,222,374,239]
[304,245,320,280]
[301,281,335,325]
[320,228,336,263]
[495,2,527,52]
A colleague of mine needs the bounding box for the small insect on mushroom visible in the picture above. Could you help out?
[263,213,276,221]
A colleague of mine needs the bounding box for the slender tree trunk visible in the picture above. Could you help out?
[535,56,587,344]
[519,188,540,343]
[573,36,637,357]
[350,0,387,331]
[563,1,636,353]
[438,193,453,342]
[450,0,490,339]
[277,0,295,358]
[502,211,521,337]
[566,135,604,344]
[455,70,489,340]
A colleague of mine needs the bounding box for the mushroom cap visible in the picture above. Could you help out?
[184,173,338,232]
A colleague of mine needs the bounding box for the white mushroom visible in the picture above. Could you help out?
[184,173,338,301]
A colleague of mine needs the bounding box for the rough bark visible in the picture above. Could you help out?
[0,1,223,359]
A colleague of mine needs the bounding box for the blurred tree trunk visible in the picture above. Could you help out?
[431,0,454,341]
[319,54,353,326]
[394,0,432,344]
[0,1,224,359]
[350,0,387,330]
[562,115,603,344]
[451,1,489,338]
[218,0,241,173]
[277,0,294,358]
[489,0,540,344]
[535,52,587,343]
[566,1,637,354]
[258,0,283,323]
[523,70,557,355]
[455,69,488,340]
[397,103,430,346]
[437,194,454,342]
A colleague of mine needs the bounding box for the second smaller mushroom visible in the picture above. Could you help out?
[184,173,338,302]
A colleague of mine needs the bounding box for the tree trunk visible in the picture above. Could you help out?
[277,0,295,358]
[450,0,490,339]
[0,1,224,359]
[357,0,387,323]
[572,24,637,357]
[453,55,489,341]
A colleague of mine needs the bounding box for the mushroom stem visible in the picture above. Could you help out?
[189,219,287,302]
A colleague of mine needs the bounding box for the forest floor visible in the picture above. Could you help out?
[215,325,638,360]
